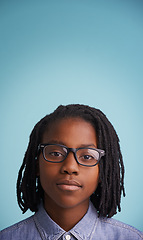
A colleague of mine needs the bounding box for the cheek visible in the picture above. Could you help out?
[38,160,57,189]
[85,167,99,193]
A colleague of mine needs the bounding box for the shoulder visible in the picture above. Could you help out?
[0,215,41,240]
[89,202,143,239]
[98,216,143,240]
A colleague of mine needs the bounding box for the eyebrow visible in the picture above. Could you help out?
[43,140,97,148]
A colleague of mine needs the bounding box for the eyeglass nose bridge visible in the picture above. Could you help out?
[65,147,79,164]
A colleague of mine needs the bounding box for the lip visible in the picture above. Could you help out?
[56,179,82,191]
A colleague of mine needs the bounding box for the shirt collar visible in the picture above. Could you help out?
[34,201,98,240]
[34,203,65,239]
[71,202,98,239]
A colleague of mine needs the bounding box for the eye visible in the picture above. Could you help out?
[49,151,64,157]
[81,155,94,160]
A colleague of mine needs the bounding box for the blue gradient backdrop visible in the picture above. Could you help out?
[0,0,143,231]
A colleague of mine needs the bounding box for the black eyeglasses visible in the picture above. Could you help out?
[38,143,105,167]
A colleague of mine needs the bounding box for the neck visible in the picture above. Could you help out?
[44,197,89,231]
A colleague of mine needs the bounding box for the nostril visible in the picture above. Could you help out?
[63,169,78,175]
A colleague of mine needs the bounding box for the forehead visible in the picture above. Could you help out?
[42,117,97,147]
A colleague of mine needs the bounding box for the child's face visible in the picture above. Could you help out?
[38,117,99,211]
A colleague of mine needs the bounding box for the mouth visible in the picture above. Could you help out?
[56,179,82,191]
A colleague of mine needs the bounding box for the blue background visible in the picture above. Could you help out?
[0,0,143,232]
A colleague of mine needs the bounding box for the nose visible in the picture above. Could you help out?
[60,151,79,175]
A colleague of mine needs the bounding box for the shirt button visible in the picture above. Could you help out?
[65,235,71,240]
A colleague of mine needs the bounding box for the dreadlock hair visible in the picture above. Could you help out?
[17,104,125,218]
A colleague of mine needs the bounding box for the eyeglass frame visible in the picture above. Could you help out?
[38,143,105,167]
